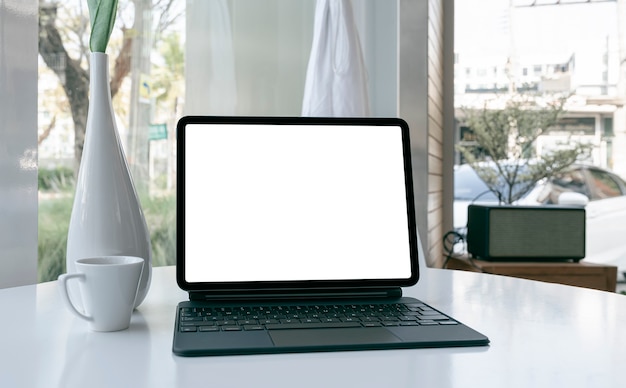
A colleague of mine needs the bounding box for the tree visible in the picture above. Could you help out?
[39,1,132,173]
[456,95,592,204]
[38,0,182,175]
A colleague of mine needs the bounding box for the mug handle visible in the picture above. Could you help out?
[58,273,92,322]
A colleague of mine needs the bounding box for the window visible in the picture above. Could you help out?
[3,1,433,285]
[38,0,185,282]
[454,0,626,280]
[34,0,403,283]
[587,169,623,199]
[547,169,589,203]
[454,0,623,189]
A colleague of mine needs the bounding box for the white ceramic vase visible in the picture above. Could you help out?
[66,52,152,308]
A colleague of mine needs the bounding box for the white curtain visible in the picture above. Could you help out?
[207,0,237,114]
[185,0,237,115]
[302,0,370,117]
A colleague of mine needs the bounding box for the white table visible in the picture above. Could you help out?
[1,265,625,388]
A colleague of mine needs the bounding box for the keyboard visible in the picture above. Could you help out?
[177,302,460,332]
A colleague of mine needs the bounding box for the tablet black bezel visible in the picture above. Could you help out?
[175,115,419,293]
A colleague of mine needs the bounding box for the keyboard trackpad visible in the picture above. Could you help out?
[269,327,402,347]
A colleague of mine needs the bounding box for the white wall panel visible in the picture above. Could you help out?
[0,0,38,287]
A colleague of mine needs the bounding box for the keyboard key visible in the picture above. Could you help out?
[420,310,443,316]
[221,326,242,331]
[243,325,265,331]
[265,322,362,330]
[423,315,451,321]
[199,326,219,332]
[181,316,203,322]
[237,319,259,325]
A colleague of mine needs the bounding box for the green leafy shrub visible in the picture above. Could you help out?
[38,193,176,282]
[38,167,75,192]
[142,194,177,267]
[38,196,72,282]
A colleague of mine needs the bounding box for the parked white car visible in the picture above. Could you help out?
[454,163,626,280]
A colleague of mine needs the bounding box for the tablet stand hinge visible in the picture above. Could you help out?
[189,287,403,302]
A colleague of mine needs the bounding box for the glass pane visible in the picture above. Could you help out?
[588,169,622,199]
[454,0,626,284]
[184,0,397,117]
[38,0,397,283]
[38,0,184,282]
[547,169,589,203]
[454,0,620,164]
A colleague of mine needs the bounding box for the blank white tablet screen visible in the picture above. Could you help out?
[184,123,412,282]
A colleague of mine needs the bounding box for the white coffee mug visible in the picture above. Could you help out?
[58,256,144,332]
